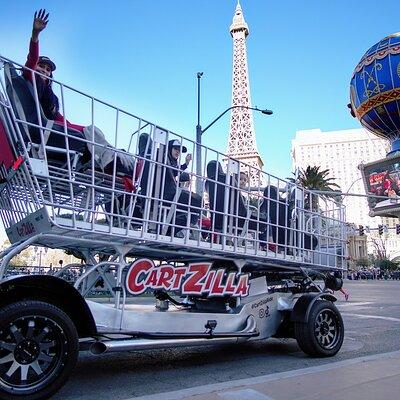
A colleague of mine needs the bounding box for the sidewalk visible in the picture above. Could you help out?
[131,350,400,400]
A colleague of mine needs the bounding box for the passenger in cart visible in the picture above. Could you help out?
[238,171,272,249]
[178,172,191,189]
[164,140,202,237]
[237,172,317,252]
[20,9,138,176]
[258,184,317,252]
[206,161,271,247]
[3,9,89,162]
[23,9,85,133]
[239,171,249,190]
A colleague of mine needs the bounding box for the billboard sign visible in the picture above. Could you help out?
[360,154,400,216]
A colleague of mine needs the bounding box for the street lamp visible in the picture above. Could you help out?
[344,177,363,196]
[195,104,273,193]
[195,72,273,192]
[200,105,273,136]
[195,71,204,188]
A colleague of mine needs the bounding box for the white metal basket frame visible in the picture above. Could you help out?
[0,56,347,280]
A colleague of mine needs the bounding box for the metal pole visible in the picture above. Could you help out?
[194,101,273,194]
[197,72,202,127]
[196,72,203,194]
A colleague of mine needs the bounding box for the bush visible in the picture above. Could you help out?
[375,258,398,271]
[355,258,371,267]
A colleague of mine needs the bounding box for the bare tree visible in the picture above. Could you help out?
[369,236,387,260]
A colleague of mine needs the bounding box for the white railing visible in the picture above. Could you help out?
[0,56,347,271]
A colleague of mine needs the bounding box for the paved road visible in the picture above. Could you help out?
[55,280,400,400]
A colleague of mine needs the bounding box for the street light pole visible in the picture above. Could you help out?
[197,72,203,129]
[196,72,203,194]
[344,177,363,195]
[195,103,273,194]
[200,105,273,136]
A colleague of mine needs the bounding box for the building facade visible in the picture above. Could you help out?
[291,127,400,259]
[347,234,368,264]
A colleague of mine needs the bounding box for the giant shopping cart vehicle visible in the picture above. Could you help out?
[0,56,348,399]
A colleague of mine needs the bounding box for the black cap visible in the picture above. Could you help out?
[179,172,191,182]
[38,56,56,72]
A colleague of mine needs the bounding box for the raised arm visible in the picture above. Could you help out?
[24,9,49,80]
[181,153,192,170]
[31,9,49,42]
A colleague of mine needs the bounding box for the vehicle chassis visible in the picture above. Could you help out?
[0,56,346,399]
[0,234,344,400]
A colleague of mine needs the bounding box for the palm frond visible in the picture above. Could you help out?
[297,165,341,195]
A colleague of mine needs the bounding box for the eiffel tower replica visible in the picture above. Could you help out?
[226,1,264,187]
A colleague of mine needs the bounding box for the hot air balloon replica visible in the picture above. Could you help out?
[351,32,400,217]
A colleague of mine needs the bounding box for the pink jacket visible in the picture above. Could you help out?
[24,39,85,132]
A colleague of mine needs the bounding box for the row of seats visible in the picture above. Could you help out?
[1,62,318,251]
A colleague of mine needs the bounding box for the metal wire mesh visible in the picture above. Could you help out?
[0,56,347,271]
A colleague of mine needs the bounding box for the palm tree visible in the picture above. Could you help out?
[297,166,340,210]
[298,166,339,192]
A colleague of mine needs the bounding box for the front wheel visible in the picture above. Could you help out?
[0,300,78,400]
[294,299,344,357]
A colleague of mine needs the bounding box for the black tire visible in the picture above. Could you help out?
[294,299,344,357]
[0,300,79,400]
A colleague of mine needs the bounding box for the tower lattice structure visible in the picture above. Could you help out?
[227,1,264,187]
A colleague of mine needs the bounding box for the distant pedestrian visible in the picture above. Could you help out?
[335,270,349,301]
[339,287,349,301]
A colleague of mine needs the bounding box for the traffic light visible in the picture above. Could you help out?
[378,225,384,235]
[396,224,400,235]
[358,225,364,236]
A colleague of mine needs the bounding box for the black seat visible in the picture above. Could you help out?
[99,133,153,226]
[260,185,289,247]
[206,160,268,238]
[260,185,317,250]
[206,160,242,231]
[136,132,153,198]
[4,63,87,166]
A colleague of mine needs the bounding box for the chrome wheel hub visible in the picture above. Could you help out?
[314,309,339,349]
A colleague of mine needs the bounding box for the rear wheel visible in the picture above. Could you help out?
[294,299,344,357]
[0,300,78,400]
